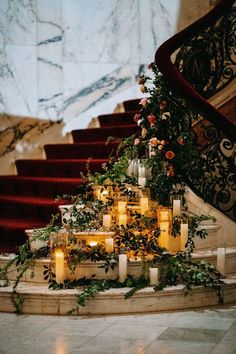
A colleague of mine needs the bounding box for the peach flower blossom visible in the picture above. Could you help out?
[149,137,158,146]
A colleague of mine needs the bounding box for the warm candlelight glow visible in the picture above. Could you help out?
[173,199,181,217]
[159,209,170,221]
[216,247,226,276]
[140,197,149,215]
[100,190,109,202]
[149,268,159,285]
[158,221,170,249]
[55,250,64,284]
[119,254,127,282]
[103,214,111,228]
[118,201,127,214]
[89,241,98,247]
[180,223,188,250]
[105,238,114,253]
[119,213,127,226]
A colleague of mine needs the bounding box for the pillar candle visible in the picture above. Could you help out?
[149,268,159,285]
[118,201,127,214]
[173,199,181,217]
[158,221,170,249]
[103,214,111,228]
[216,247,226,276]
[55,250,64,284]
[105,238,114,253]
[119,213,127,227]
[140,197,149,215]
[138,177,146,188]
[119,254,127,282]
[180,223,188,251]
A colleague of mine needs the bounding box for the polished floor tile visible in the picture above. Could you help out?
[0,306,236,354]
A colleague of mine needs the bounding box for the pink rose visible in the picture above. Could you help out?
[158,145,163,150]
[149,138,158,147]
[134,138,140,145]
[150,151,156,157]
[133,113,141,122]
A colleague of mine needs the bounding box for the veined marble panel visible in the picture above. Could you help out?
[37,0,63,121]
[62,63,140,125]
[0,44,37,116]
[63,0,139,64]
[139,0,180,63]
[0,0,36,45]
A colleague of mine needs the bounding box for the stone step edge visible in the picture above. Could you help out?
[0,277,235,315]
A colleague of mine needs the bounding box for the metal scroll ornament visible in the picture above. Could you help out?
[174,5,236,99]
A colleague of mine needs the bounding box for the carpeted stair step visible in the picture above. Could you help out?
[0,176,83,198]
[98,112,137,127]
[123,99,141,112]
[15,159,109,177]
[0,218,48,252]
[0,195,66,220]
[44,142,119,159]
[72,125,138,143]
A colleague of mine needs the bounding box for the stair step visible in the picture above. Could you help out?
[0,176,83,197]
[0,195,67,220]
[0,218,47,252]
[123,99,141,112]
[15,159,109,177]
[98,112,136,127]
[72,125,138,143]
[44,142,119,159]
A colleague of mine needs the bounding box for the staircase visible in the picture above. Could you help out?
[0,107,139,253]
[0,0,235,253]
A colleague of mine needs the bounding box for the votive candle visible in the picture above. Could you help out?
[119,254,127,282]
[89,241,98,247]
[55,250,65,284]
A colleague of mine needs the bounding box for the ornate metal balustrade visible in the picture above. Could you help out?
[174,5,236,99]
[155,0,236,221]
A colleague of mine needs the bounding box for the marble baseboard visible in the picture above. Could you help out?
[0,277,235,315]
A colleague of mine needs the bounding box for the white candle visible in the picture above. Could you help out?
[119,213,127,226]
[180,223,188,251]
[118,201,127,214]
[105,238,114,253]
[149,268,159,285]
[103,214,111,228]
[55,250,64,284]
[140,197,149,215]
[217,247,226,276]
[119,254,127,282]
[138,177,146,188]
[89,241,98,247]
[158,221,170,249]
[173,199,181,217]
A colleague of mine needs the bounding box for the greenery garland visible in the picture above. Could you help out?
[0,64,224,314]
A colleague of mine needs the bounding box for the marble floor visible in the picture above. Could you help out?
[0,305,236,354]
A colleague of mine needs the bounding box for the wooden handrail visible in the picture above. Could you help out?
[155,0,236,142]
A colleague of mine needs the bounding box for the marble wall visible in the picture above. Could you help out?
[0,0,212,133]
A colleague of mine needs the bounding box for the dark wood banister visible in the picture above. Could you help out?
[155,0,236,142]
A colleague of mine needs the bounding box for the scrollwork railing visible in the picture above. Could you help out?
[155,0,236,221]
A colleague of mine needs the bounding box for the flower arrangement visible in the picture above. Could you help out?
[0,64,223,314]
